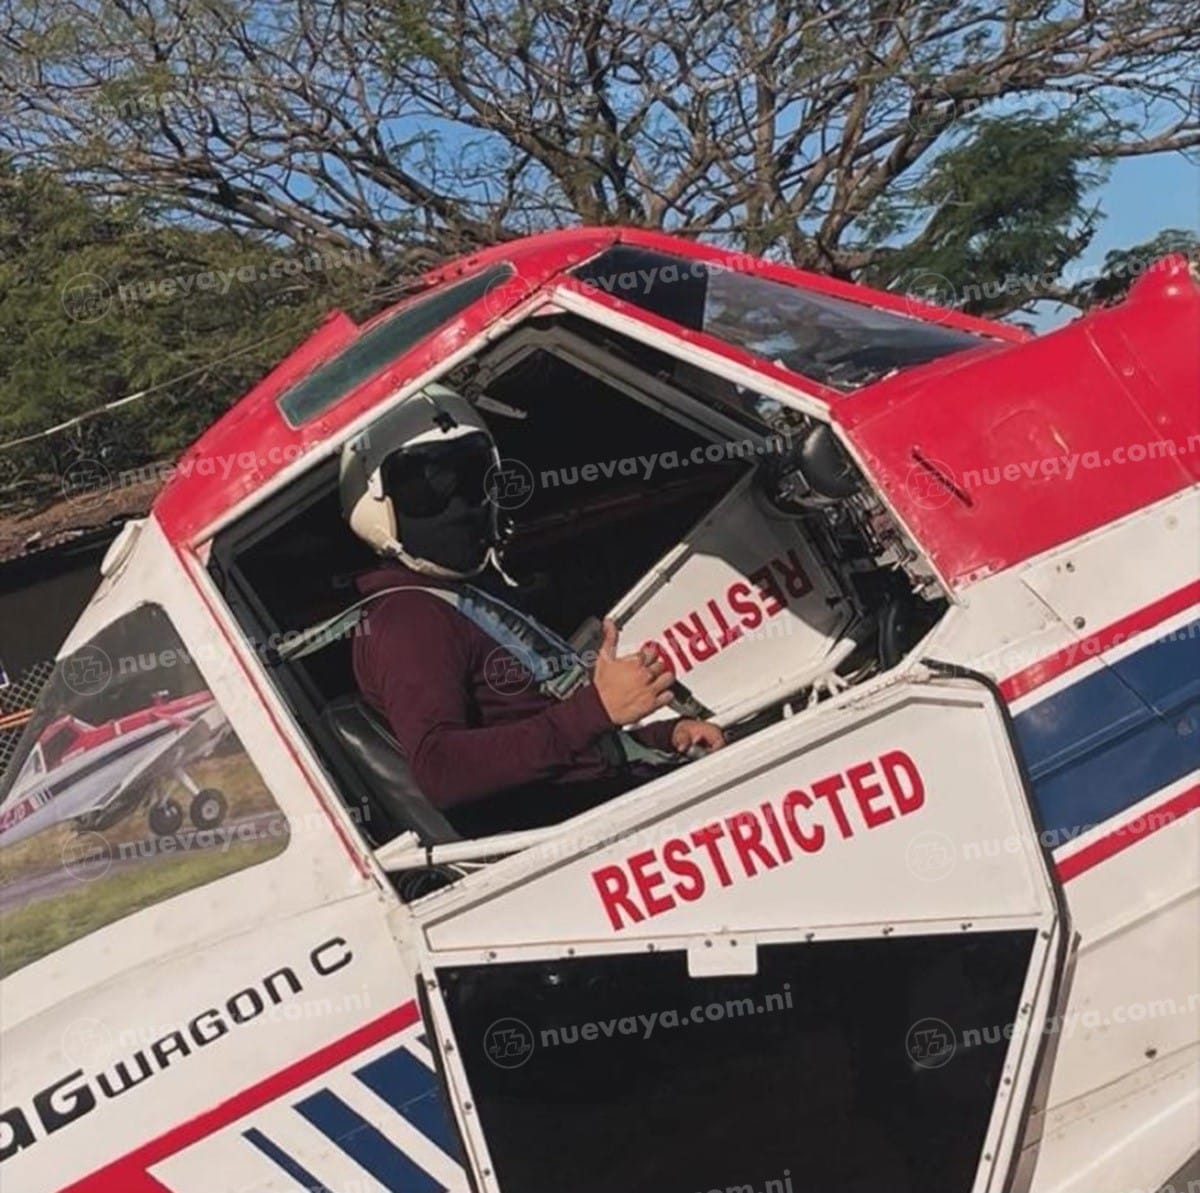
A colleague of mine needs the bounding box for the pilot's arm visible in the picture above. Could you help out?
[355,595,674,808]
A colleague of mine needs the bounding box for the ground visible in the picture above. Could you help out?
[0,751,288,977]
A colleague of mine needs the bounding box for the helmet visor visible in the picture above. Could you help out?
[383,437,493,518]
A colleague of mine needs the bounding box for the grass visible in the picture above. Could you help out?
[0,746,287,978]
[1,751,277,878]
[0,836,286,978]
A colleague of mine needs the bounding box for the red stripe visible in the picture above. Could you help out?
[60,1002,420,1193]
[1001,578,1200,702]
[1056,783,1200,883]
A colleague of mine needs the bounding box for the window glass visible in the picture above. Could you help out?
[278,264,514,425]
[0,604,289,977]
[572,246,986,391]
[41,723,78,768]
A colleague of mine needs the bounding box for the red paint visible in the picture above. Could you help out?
[673,612,718,662]
[811,773,854,838]
[760,801,794,863]
[643,550,816,672]
[837,256,1200,588]
[847,761,894,829]
[140,225,1195,898]
[781,788,825,854]
[154,231,618,546]
[727,581,764,630]
[44,694,210,765]
[662,837,705,901]
[60,1003,421,1193]
[725,810,780,876]
[661,625,692,673]
[592,864,644,930]
[689,823,734,888]
[149,225,1195,600]
[705,598,741,648]
[1001,578,1200,702]
[1057,783,1200,883]
[150,225,1022,551]
[881,750,926,814]
[569,228,1024,340]
[772,549,814,598]
[748,564,787,616]
[628,848,675,916]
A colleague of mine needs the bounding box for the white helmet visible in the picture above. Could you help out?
[340,384,503,579]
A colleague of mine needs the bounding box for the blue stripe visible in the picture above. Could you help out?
[243,1127,332,1192]
[294,1089,447,1193]
[356,1047,462,1160]
[1014,618,1200,841]
[1111,620,1200,715]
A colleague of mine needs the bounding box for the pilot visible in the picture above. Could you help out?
[340,385,725,836]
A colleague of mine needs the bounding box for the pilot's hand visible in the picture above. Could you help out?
[671,718,726,756]
[593,618,676,726]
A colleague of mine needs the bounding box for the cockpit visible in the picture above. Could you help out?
[208,283,962,884]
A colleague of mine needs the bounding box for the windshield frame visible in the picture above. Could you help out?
[569,245,993,393]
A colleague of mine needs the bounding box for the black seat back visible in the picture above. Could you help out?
[322,696,460,845]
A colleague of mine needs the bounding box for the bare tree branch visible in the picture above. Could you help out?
[0,0,1194,292]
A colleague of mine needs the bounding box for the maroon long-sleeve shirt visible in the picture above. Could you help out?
[352,563,677,808]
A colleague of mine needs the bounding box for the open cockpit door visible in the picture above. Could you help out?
[402,668,1074,1193]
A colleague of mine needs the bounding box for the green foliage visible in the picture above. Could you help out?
[1070,228,1200,308]
[1,0,1195,509]
[0,162,384,508]
[867,114,1107,316]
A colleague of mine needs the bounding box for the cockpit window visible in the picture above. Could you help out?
[278,263,515,426]
[571,246,987,391]
[0,604,288,977]
[39,722,78,768]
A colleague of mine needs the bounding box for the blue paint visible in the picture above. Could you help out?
[356,1047,463,1161]
[294,1089,448,1193]
[243,1127,332,1192]
[1014,618,1199,840]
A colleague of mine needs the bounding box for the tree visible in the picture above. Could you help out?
[0,160,383,510]
[861,112,1108,317]
[1,0,1196,317]
[1068,227,1200,308]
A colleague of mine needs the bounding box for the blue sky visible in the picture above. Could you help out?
[1089,153,1198,261]
[1036,151,1199,328]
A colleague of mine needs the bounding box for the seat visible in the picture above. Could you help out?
[322,696,460,845]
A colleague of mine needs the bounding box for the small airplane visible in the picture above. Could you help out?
[0,227,1196,1193]
[0,691,232,847]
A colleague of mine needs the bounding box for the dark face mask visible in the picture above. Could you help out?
[396,496,493,574]
[384,438,496,574]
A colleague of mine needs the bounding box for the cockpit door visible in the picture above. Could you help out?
[406,669,1074,1193]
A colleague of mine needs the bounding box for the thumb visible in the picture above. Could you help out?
[599,617,620,660]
